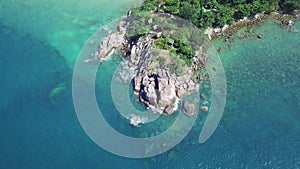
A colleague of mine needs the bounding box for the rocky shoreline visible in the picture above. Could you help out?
[205,11,300,41]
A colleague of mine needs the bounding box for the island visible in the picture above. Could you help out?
[85,0,300,120]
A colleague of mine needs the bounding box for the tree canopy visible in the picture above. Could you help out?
[127,0,299,67]
[132,0,299,29]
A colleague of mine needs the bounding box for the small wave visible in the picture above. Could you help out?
[292,28,299,33]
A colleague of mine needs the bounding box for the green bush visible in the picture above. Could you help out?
[169,55,186,76]
[125,12,152,42]
[154,37,195,67]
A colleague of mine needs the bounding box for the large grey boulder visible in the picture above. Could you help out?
[144,81,157,107]
[158,80,176,107]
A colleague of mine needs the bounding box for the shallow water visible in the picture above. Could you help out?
[0,1,299,168]
[0,0,141,66]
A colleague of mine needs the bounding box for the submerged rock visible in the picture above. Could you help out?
[182,100,197,116]
[48,82,66,98]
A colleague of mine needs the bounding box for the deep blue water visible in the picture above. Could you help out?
[0,18,299,169]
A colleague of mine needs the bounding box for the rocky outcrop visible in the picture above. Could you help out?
[95,19,199,116]
[130,36,199,115]
[97,20,128,62]
[97,32,126,61]
[281,20,299,33]
[200,106,209,112]
[136,70,180,115]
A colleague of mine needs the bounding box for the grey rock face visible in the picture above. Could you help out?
[134,65,198,115]
[98,32,126,61]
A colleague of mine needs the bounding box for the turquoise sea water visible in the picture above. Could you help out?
[0,1,300,168]
[0,0,140,66]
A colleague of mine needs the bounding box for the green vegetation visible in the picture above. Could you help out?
[125,13,204,67]
[155,39,172,50]
[125,0,300,70]
[169,52,187,76]
[157,56,167,65]
[280,0,300,14]
[133,0,300,29]
[154,38,194,66]
[125,12,152,41]
[150,67,157,72]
